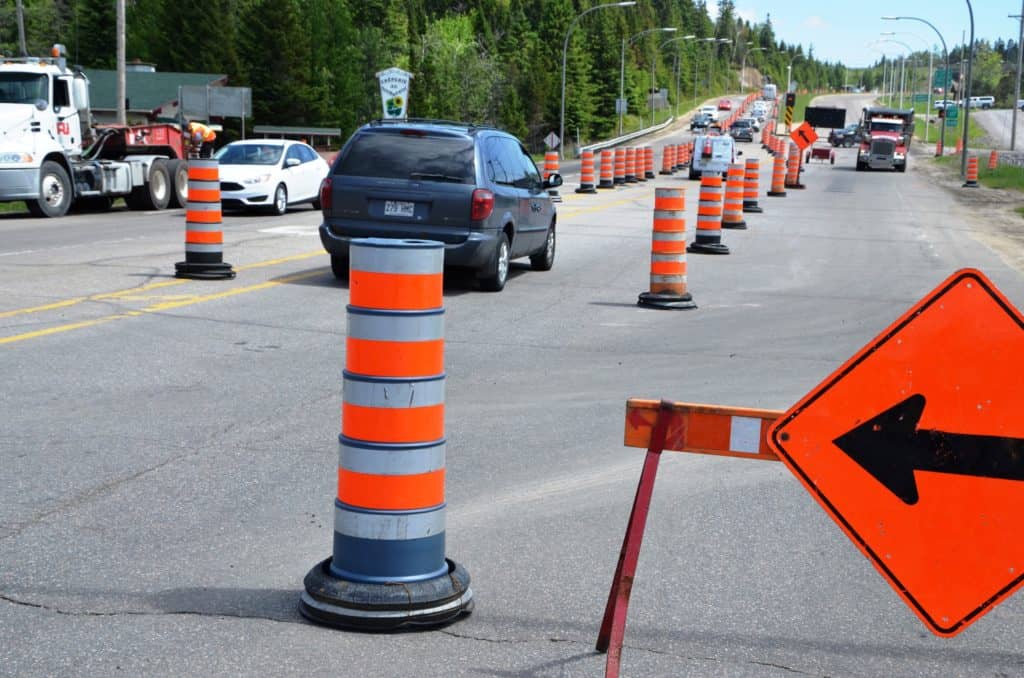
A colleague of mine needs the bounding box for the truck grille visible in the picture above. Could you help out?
[870,139,895,156]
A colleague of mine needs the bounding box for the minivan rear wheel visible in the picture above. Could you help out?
[330,254,349,280]
[530,223,555,271]
[479,233,509,292]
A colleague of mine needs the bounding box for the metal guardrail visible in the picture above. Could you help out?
[577,117,676,158]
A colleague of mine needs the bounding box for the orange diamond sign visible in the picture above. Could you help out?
[768,269,1024,637]
[790,121,817,151]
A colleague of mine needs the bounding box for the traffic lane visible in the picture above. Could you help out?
[4,168,1024,675]
[972,108,1024,150]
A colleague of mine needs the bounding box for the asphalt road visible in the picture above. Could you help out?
[972,108,1024,150]
[3,94,1024,677]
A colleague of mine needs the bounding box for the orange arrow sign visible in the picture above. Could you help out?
[790,121,817,151]
[768,269,1024,637]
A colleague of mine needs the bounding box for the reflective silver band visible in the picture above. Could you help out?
[186,202,222,213]
[335,504,445,540]
[188,160,218,170]
[695,228,721,236]
[343,374,445,408]
[652,210,684,221]
[339,438,446,475]
[652,231,686,242]
[346,309,444,342]
[188,180,220,192]
[651,253,685,264]
[650,274,687,284]
[350,240,444,275]
[654,188,683,198]
[184,243,224,253]
[184,221,222,232]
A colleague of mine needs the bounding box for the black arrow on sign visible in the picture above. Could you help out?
[833,394,1024,505]
[797,129,811,146]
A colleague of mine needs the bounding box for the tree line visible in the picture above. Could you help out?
[1,0,845,151]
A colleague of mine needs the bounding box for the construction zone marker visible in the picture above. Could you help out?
[637,187,695,310]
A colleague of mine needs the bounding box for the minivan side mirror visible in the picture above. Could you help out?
[736,150,743,156]
[543,173,563,189]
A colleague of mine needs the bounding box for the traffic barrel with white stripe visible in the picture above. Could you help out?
[638,187,696,310]
[785,143,804,189]
[742,158,763,213]
[660,145,676,175]
[687,173,729,255]
[767,151,787,197]
[174,159,235,280]
[625,147,638,183]
[614,148,626,185]
[300,238,473,632]
[988,149,999,170]
[643,147,655,179]
[722,163,747,230]
[599,150,615,189]
[576,150,597,194]
[543,151,561,199]
[963,156,979,188]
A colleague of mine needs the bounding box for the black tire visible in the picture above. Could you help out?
[167,159,189,208]
[530,223,555,271]
[479,233,509,292]
[330,254,348,280]
[688,167,699,180]
[897,162,907,173]
[270,183,288,216]
[125,159,171,210]
[27,160,72,218]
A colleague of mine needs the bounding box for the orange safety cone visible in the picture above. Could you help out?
[625,147,638,183]
[638,187,696,310]
[614,147,626,185]
[660,145,676,175]
[722,163,747,230]
[636,147,648,183]
[598,150,615,189]
[742,158,763,213]
[300,238,473,631]
[767,151,787,197]
[675,143,686,171]
[785,143,805,189]
[687,173,730,255]
[955,137,963,155]
[543,151,561,200]
[174,159,235,280]
[988,149,999,170]
[963,155,979,188]
[576,150,597,194]
[644,147,655,180]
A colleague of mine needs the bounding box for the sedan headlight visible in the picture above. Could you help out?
[242,173,272,185]
[0,152,34,164]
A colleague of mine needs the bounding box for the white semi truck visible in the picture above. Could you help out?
[0,44,189,217]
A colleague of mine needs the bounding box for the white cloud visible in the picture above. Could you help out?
[803,16,828,30]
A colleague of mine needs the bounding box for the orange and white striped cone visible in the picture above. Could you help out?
[300,238,473,631]
[638,187,696,310]
[643,147,655,180]
[785,143,805,189]
[613,148,626,185]
[174,159,235,280]
[625,147,638,183]
[675,143,686,171]
[576,150,597,194]
[935,140,944,157]
[955,137,963,155]
[543,151,561,200]
[767,151,787,197]
[988,149,999,170]
[687,173,730,255]
[742,158,763,213]
[963,156,979,188]
[598,150,615,189]
[722,163,747,230]
[660,145,676,175]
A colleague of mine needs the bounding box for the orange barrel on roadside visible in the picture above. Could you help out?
[722,163,747,229]
[598,150,615,189]
[988,149,999,170]
[955,137,963,155]
[675,143,687,171]
[576,150,597,194]
[300,238,473,632]
[625,147,638,183]
[687,173,730,255]
[643,147,655,179]
[543,151,561,199]
[174,159,235,280]
[638,187,696,310]
[935,140,944,157]
[963,156,979,188]
[660,145,676,175]
[614,147,626,185]
[742,158,763,213]
[785,143,805,189]
[767,151,787,197]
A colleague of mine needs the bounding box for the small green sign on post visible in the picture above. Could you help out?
[913,94,929,103]
[933,69,953,92]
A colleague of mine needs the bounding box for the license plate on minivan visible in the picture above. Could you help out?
[384,200,415,217]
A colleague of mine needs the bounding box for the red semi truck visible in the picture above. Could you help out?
[855,106,915,173]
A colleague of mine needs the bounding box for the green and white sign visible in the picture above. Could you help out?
[376,67,413,119]
[913,93,929,103]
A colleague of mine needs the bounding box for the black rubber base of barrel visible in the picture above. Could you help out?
[638,291,697,310]
[299,557,473,632]
[597,183,615,189]
[785,183,806,190]
[659,170,675,175]
[687,242,730,255]
[174,261,236,280]
[767,190,787,197]
[722,221,747,230]
[743,205,764,213]
[962,182,978,188]
[575,186,597,194]
[645,172,656,179]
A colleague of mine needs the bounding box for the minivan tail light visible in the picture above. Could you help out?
[319,177,332,212]
[470,188,494,221]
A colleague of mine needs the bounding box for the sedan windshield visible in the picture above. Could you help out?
[0,73,48,104]
[215,144,284,165]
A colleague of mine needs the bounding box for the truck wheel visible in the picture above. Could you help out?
[897,162,907,173]
[125,159,171,210]
[166,159,189,208]
[330,254,349,280]
[27,161,72,218]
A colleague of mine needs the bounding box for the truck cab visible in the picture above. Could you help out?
[689,134,739,180]
[855,106,914,173]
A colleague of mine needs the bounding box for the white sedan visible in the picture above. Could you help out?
[214,139,330,215]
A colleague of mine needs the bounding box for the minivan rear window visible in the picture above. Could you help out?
[335,131,475,183]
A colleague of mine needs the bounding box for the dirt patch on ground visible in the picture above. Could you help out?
[913,150,1024,273]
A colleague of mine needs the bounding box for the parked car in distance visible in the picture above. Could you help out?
[967,95,995,109]
[738,116,760,132]
[1018,99,1024,111]
[729,118,755,142]
[750,102,768,121]
[700,105,720,122]
[319,119,560,291]
[718,98,733,111]
[933,100,957,110]
[828,124,861,147]
[690,112,712,131]
[215,139,329,215]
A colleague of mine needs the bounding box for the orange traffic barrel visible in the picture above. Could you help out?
[543,151,561,199]
[988,149,999,170]
[576,150,597,194]
[742,158,763,213]
[643,146,655,180]
[625,147,638,183]
[174,159,234,280]
[722,163,747,230]
[767,151,787,197]
[963,155,979,188]
[687,173,729,255]
[676,143,687,171]
[660,145,676,175]
[785,143,804,189]
[935,140,944,157]
[598,150,615,189]
[613,147,626,185]
[955,137,963,155]
[639,187,696,310]
[300,238,473,632]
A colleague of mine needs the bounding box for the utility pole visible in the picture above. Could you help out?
[117,0,127,126]
[961,1,975,179]
[1012,5,1023,150]
[16,0,28,56]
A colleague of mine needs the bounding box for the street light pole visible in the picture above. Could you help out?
[707,38,732,98]
[1011,5,1023,150]
[960,0,975,178]
[660,35,697,119]
[883,15,951,156]
[560,1,636,159]
[619,26,677,134]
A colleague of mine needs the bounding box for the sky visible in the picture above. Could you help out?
[708,1,1023,66]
